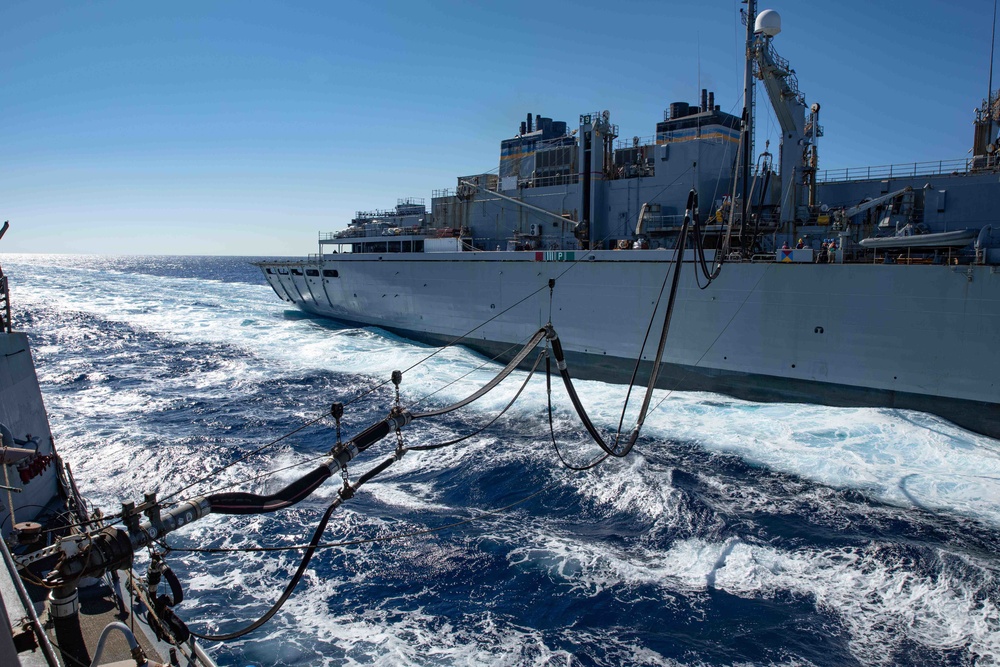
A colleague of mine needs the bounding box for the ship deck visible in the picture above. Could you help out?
[6,496,171,666]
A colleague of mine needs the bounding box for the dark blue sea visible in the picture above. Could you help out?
[4,254,999,667]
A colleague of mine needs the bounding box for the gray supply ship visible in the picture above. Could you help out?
[259,5,1000,439]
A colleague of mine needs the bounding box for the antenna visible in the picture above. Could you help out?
[989,0,998,152]
[697,31,702,184]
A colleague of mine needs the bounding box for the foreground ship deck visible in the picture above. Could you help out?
[0,329,203,666]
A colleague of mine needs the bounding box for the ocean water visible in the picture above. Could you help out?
[3,253,998,667]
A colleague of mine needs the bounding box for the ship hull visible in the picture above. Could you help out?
[260,251,1000,438]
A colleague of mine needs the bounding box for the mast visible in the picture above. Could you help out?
[740,0,757,227]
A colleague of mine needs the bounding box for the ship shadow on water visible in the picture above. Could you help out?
[279,308,354,331]
[279,310,428,349]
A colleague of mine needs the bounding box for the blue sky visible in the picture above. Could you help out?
[1,0,993,255]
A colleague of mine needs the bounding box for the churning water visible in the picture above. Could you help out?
[5,254,998,666]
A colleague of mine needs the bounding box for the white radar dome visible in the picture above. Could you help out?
[755,9,781,37]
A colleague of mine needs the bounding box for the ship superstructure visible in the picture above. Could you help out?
[259,6,1000,439]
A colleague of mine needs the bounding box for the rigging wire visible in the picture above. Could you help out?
[406,349,545,452]
[166,483,556,556]
[76,334,542,522]
[153,337,543,506]
[404,332,540,412]
[159,411,332,505]
[149,279,551,508]
[648,260,773,414]
[338,281,553,412]
[41,637,90,667]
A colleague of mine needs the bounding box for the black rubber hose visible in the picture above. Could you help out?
[207,465,332,515]
[192,455,398,641]
[546,332,616,455]
[412,327,548,419]
[627,190,693,445]
[206,412,410,515]
[545,351,608,471]
[546,189,695,458]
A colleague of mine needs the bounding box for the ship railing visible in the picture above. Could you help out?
[320,230,361,240]
[354,207,425,219]
[322,230,365,241]
[614,135,657,150]
[643,214,693,231]
[761,39,806,106]
[816,158,974,183]
[321,223,429,241]
[516,173,580,189]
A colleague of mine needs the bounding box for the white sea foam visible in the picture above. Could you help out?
[14,260,1000,527]
[506,531,999,666]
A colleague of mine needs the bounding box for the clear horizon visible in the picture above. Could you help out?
[2,0,992,255]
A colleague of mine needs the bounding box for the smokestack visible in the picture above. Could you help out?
[520,121,527,135]
[708,91,714,112]
[527,113,533,133]
[701,88,708,112]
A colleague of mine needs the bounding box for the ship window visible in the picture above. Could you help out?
[291,268,303,276]
[265,268,274,274]
[306,269,319,276]
[323,269,339,278]
[415,240,424,252]
[277,268,288,275]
